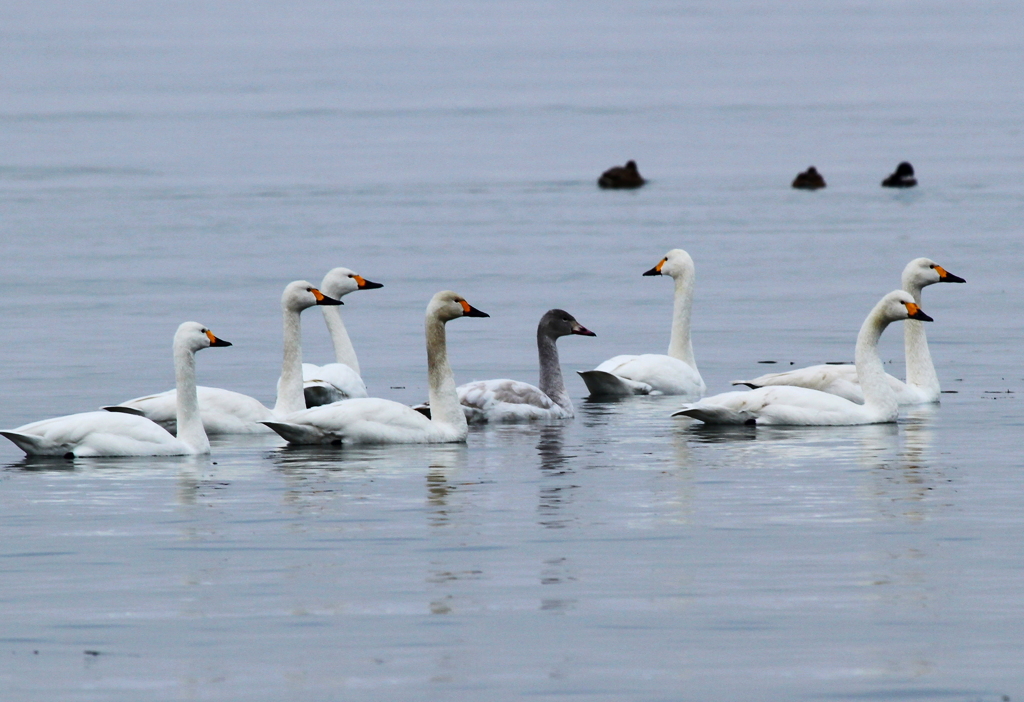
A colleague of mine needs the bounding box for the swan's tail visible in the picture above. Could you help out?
[101,405,147,416]
[261,421,332,445]
[0,430,64,456]
[577,370,651,398]
[672,405,754,425]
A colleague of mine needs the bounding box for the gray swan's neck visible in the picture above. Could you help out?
[173,345,208,452]
[537,332,571,413]
[322,306,360,373]
[274,307,306,416]
[426,317,467,431]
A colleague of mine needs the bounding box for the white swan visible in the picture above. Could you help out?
[454,309,595,423]
[300,267,383,408]
[2,322,232,457]
[731,258,965,404]
[103,281,342,433]
[578,249,706,398]
[262,291,489,445]
[674,290,933,426]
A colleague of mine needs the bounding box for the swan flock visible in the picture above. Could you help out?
[2,253,965,456]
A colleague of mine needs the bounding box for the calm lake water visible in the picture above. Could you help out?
[2,1,1023,700]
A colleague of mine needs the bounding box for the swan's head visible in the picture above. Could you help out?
[320,267,384,299]
[878,290,934,324]
[174,321,232,353]
[902,258,966,292]
[281,280,343,311]
[428,290,489,322]
[539,309,595,339]
[894,161,915,177]
[643,249,694,279]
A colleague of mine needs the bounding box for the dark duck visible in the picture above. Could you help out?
[598,160,645,189]
[882,161,917,188]
[791,166,826,190]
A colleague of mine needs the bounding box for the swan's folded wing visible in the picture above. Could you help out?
[593,354,704,398]
[3,411,187,456]
[731,364,865,403]
[676,386,887,426]
[269,398,459,445]
[459,379,557,410]
[105,386,274,433]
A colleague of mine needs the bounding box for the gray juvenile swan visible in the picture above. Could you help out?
[454,309,596,423]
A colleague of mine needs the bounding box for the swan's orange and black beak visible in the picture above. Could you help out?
[935,265,966,284]
[459,300,489,318]
[571,322,596,337]
[354,275,384,290]
[311,287,343,306]
[205,330,233,347]
[904,302,934,322]
[643,257,667,276]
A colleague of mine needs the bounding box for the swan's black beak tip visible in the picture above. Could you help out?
[642,266,662,277]
[318,295,343,306]
[910,309,934,322]
[942,272,966,284]
[210,338,233,347]
[572,325,596,337]
[464,306,489,318]
[360,279,384,290]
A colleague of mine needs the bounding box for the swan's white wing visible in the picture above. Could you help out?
[301,362,368,407]
[732,364,932,406]
[105,386,274,434]
[265,398,464,445]
[731,364,864,403]
[592,354,705,398]
[457,379,568,423]
[2,411,191,457]
[675,386,893,426]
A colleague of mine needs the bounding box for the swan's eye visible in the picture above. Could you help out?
[348,274,354,278]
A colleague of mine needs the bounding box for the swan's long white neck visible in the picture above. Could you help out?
[667,272,698,369]
[322,306,360,374]
[902,279,939,394]
[537,331,571,413]
[425,315,467,431]
[173,342,209,453]
[855,303,899,419]
[274,305,307,416]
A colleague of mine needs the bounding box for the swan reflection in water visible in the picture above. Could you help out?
[536,423,576,530]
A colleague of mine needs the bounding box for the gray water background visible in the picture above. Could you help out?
[1,1,1023,699]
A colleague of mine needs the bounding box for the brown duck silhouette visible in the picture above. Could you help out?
[598,160,645,189]
[792,166,826,190]
[882,162,917,188]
